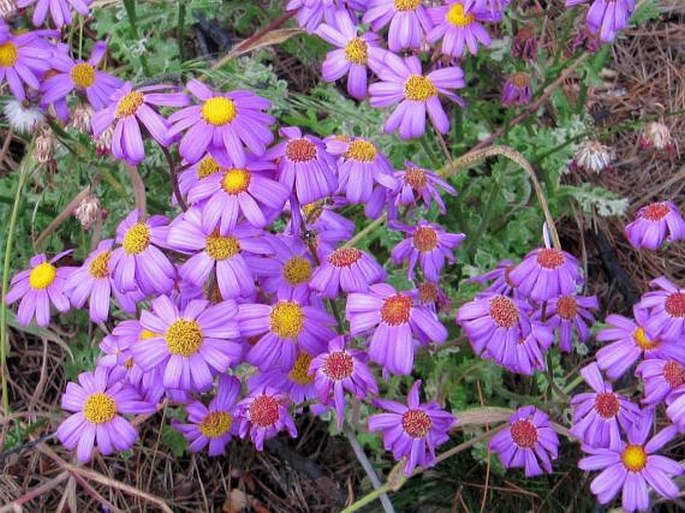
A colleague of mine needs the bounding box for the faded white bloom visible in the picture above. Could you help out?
[3,100,46,134]
[0,0,16,18]
[74,195,102,230]
[640,122,674,152]
[573,140,613,173]
[33,127,54,163]
[69,104,95,134]
[95,126,114,154]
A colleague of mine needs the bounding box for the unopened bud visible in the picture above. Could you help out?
[74,195,103,230]
[33,126,54,164]
[70,104,95,134]
[640,122,675,153]
[572,140,613,173]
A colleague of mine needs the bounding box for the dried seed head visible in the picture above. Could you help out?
[3,99,45,134]
[33,126,54,163]
[70,104,95,134]
[640,122,674,152]
[95,126,114,155]
[573,140,613,173]
[74,195,103,230]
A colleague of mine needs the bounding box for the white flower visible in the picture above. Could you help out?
[574,140,613,173]
[3,100,46,134]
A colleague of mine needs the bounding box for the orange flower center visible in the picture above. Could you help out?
[556,295,578,320]
[285,138,317,162]
[404,167,427,189]
[328,247,362,268]
[488,295,519,328]
[323,351,354,380]
[536,248,564,269]
[642,202,670,221]
[413,226,439,252]
[380,294,412,326]
[401,409,433,438]
[510,419,538,448]
[665,292,685,317]
[663,360,685,388]
[594,392,619,419]
[249,395,280,427]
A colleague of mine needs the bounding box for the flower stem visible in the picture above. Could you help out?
[343,214,387,249]
[123,0,151,77]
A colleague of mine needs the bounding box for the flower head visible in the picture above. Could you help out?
[636,358,685,407]
[640,277,685,342]
[502,72,532,107]
[394,161,456,213]
[0,29,52,100]
[508,247,582,302]
[255,235,315,296]
[471,259,517,296]
[427,1,492,57]
[237,387,297,451]
[640,122,675,153]
[17,0,92,27]
[585,0,635,43]
[572,140,613,173]
[545,294,599,352]
[625,201,685,251]
[310,246,386,298]
[362,0,433,51]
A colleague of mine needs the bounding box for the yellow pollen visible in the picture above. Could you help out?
[633,327,658,351]
[303,200,325,223]
[446,3,475,27]
[404,75,437,102]
[122,222,151,255]
[269,301,305,339]
[82,392,117,424]
[202,97,237,126]
[205,233,240,260]
[199,411,233,438]
[115,91,144,118]
[283,256,312,285]
[221,168,251,195]
[29,262,57,290]
[621,445,647,472]
[510,72,530,88]
[344,37,368,65]
[140,329,159,341]
[404,167,427,189]
[70,62,96,89]
[289,352,314,385]
[165,319,203,357]
[345,139,377,162]
[197,156,224,179]
[394,0,422,11]
[88,251,111,279]
[0,42,18,67]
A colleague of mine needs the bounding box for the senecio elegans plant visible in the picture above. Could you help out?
[2,0,685,511]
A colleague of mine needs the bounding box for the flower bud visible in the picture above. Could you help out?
[74,195,103,230]
[33,126,54,164]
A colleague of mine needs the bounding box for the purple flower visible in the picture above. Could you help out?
[6,251,73,327]
[489,406,559,477]
[508,247,582,302]
[484,320,554,376]
[413,281,452,314]
[394,161,456,214]
[636,358,685,407]
[347,283,448,375]
[368,380,457,475]
[310,336,378,429]
[512,25,538,61]
[132,295,243,391]
[254,235,315,296]
[640,277,685,342]
[298,197,355,236]
[109,210,176,295]
[585,0,634,43]
[17,0,92,27]
[91,82,190,165]
[427,1,491,57]
[625,201,685,250]
[570,363,641,449]
[545,294,599,352]
[57,366,154,462]
[172,376,241,456]
[41,41,122,111]
[665,383,685,431]
[391,220,465,281]
[237,387,297,450]
[463,0,511,18]
[0,30,52,101]
[502,72,532,107]
[248,350,319,405]
[369,55,465,139]
[168,79,274,166]
[579,411,682,512]
[362,0,433,51]
[287,0,337,33]
[310,246,386,298]
[471,259,516,296]
[177,154,226,200]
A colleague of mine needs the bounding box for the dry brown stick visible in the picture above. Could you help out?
[0,471,69,512]
[125,165,147,219]
[0,128,14,169]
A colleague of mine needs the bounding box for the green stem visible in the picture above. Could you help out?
[177,1,187,62]
[562,373,584,395]
[342,214,387,249]
[123,0,151,76]
[463,181,499,258]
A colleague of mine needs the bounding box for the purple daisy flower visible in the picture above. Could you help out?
[254,235,315,296]
[579,411,682,512]
[483,320,554,376]
[394,161,456,214]
[641,277,685,342]
[56,366,154,462]
[0,29,52,101]
[362,0,433,52]
[625,201,685,250]
[413,281,452,314]
[508,247,582,302]
[109,210,176,296]
[310,246,386,298]
[585,0,635,43]
[5,251,73,327]
[91,82,190,165]
[636,358,685,407]
[570,363,641,449]
[132,295,243,392]
[298,197,356,236]
[177,153,226,201]
[248,350,319,406]
[489,406,559,477]
[287,0,338,33]
[41,41,122,111]
[369,55,465,139]
[237,387,297,451]
[172,375,241,456]
[463,0,511,18]
[545,293,599,352]
[310,336,378,429]
[502,72,532,107]
[368,380,457,476]
[17,0,92,27]
[347,283,448,375]
[427,1,491,57]
[471,259,517,296]
[391,220,465,282]
[665,383,685,431]
[168,79,274,166]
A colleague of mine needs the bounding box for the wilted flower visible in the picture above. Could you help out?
[512,25,537,61]
[502,72,532,107]
[3,99,45,133]
[69,103,95,133]
[640,122,675,153]
[572,140,613,173]
[33,126,54,163]
[73,194,102,230]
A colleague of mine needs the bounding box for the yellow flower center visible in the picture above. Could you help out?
[633,327,658,351]
[82,392,117,424]
[269,301,305,339]
[89,251,111,279]
[115,91,144,118]
[446,3,475,27]
[621,444,647,472]
[394,0,421,11]
[0,42,18,67]
[289,352,314,385]
[197,156,224,179]
[345,139,377,162]
[165,319,203,357]
[29,262,57,290]
[283,256,312,285]
[404,75,437,102]
[221,168,251,195]
[122,222,151,255]
[205,233,240,260]
[199,411,233,438]
[70,62,96,89]
[201,97,237,126]
[344,37,368,65]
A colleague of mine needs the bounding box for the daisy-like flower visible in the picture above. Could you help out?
[577,0,635,43]
[570,363,641,449]
[471,259,517,296]
[625,201,685,251]
[394,161,457,214]
[237,387,297,451]
[641,277,685,342]
[484,320,554,376]
[545,294,599,352]
[287,0,337,33]
[3,98,46,133]
[326,136,397,203]
[91,82,190,165]
[368,380,457,476]
[310,336,378,429]
[6,251,73,327]
[317,11,384,100]
[109,210,176,296]
[636,358,685,407]
[56,366,154,463]
[132,295,243,392]
[347,283,448,375]
[665,382,685,431]
[363,0,433,51]
[413,281,452,314]
[463,0,511,18]
[0,29,52,101]
[579,411,682,513]
[41,41,121,111]
[168,79,274,166]
[177,153,227,200]
[427,1,491,57]
[248,350,320,406]
[571,140,613,173]
[508,247,582,302]
[369,55,465,139]
[255,235,315,296]
[239,288,336,371]
[502,72,532,107]
[17,0,92,27]
[391,220,465,282]
[596,306,685,380]
[310,246,386,298]
[489,406,559,477]
[172,376,241,456]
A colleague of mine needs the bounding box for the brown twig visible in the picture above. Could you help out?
[126,165,147,220]
[0,471,69,512]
